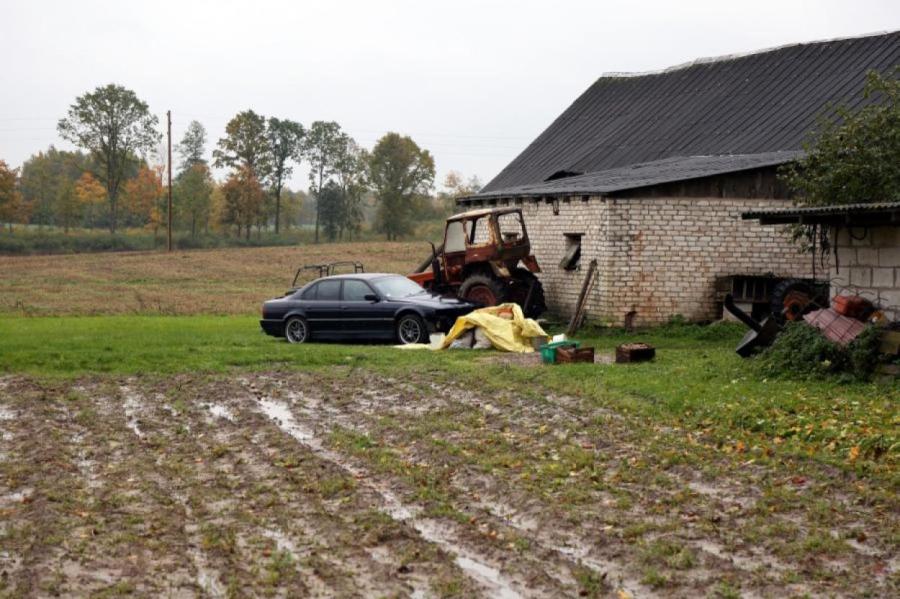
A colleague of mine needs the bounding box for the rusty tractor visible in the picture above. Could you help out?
[408,207,547,317]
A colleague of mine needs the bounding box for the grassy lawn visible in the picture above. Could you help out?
[3,314,895,479]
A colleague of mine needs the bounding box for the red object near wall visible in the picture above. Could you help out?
[832,295,874,320]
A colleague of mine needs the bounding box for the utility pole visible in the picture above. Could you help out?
[167,110,173,252]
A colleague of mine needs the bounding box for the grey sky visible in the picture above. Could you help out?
[1,0,898,191]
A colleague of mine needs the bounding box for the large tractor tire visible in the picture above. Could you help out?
[459,273,508,307]
[509,268,547,318]
[769,279,822,324]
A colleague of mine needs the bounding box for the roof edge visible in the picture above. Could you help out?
[600,30,897,79]
[463,152,801,202]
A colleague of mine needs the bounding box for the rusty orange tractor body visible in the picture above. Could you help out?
[408,207,546,317]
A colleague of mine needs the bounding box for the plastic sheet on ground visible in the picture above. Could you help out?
[395,303,548,353]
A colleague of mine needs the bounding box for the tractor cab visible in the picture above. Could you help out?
[408,207,546,316]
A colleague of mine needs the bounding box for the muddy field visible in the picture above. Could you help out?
[0,372,896,598]
[0,242,422,316]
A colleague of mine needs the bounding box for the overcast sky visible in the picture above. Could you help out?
[2,0,898,190]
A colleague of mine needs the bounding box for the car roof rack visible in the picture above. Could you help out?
[292,261,365,288]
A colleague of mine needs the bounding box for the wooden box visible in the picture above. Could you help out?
[555,346,594,364]
[615,343,656,363]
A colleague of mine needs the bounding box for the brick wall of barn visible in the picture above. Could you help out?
[514,196,810,325]
[602,197,810,325]
[518,197,608,316]
[830,226,900,321]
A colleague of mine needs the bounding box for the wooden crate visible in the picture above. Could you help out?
[555,346,594,364]
[615,343,656,363]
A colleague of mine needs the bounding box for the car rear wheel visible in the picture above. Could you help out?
[284,316,309,344]
[397,314,428,345]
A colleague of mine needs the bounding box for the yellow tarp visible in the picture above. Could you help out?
[440,303,548,353]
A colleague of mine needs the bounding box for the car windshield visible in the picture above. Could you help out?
[372,276,426,299]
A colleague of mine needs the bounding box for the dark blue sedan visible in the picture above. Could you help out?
[260,273,475,344]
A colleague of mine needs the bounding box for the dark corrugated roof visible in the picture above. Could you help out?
[479,32,900,195]
[742,201,900,225]
[466,151,800,200]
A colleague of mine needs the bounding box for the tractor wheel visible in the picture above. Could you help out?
[509,268,547,318]
[459,273,508,307]
[770,279,820,324]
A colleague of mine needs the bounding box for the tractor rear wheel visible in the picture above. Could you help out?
[509,268,547,318]
[770,279,821,324]
[459,274,508,307]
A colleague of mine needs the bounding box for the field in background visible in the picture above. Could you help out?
[0,219,446,256]
[0,241,428,315]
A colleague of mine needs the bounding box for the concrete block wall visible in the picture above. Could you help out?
[605,197,811,325]
[515,196,810,325]
[830,226,900,320]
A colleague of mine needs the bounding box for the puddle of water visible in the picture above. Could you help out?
[695,538,784,574]
[262,528,300,556]
[208,404,235,422]
[0,406,14,421]
[191,549,226,598]
[1,489,32,505]
[687,480,754,509]
[120,386,144,438]
[257,396,524,599]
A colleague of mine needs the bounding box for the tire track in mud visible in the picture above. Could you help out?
[254,377,656,596]
[253,394,525,599]
[0,379,199,596]
[120,381,424,598]
[236,377,631,598]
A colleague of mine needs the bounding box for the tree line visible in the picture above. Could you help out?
[0,83,482,242]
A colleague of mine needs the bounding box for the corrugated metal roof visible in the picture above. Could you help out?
[742,201,900,225]
[466,151,801,200]
[478,31,900,195]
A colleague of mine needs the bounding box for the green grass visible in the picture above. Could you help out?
[0,314,469,374]
[1,315,896,476]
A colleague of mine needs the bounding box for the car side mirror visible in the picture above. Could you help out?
[364,294,380,302]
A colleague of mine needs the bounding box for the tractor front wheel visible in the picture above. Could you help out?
[459,274,507,307]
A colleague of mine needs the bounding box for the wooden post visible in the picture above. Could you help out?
[566,259,598,337]
[167,110,173,252]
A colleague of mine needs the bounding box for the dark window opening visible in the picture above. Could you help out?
[544,170,583,182]
[560,234,582,271]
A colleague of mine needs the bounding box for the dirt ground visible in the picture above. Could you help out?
[0,242,423,316]
[1,372,896,598]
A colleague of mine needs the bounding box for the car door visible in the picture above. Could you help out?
[340,279,386,338]
[303,279,343,337]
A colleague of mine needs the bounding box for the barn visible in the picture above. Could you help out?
[459,31,900,326]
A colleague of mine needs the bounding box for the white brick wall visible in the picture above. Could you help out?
[521,196,811,325]
[830,227,900,320]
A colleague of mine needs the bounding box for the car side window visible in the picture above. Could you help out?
[342,279,373,302]
[316,280,341,301]
[301,283,318,300]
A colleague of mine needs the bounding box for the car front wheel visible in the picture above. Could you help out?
[396,314,428,345]
[284,316,309,344]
